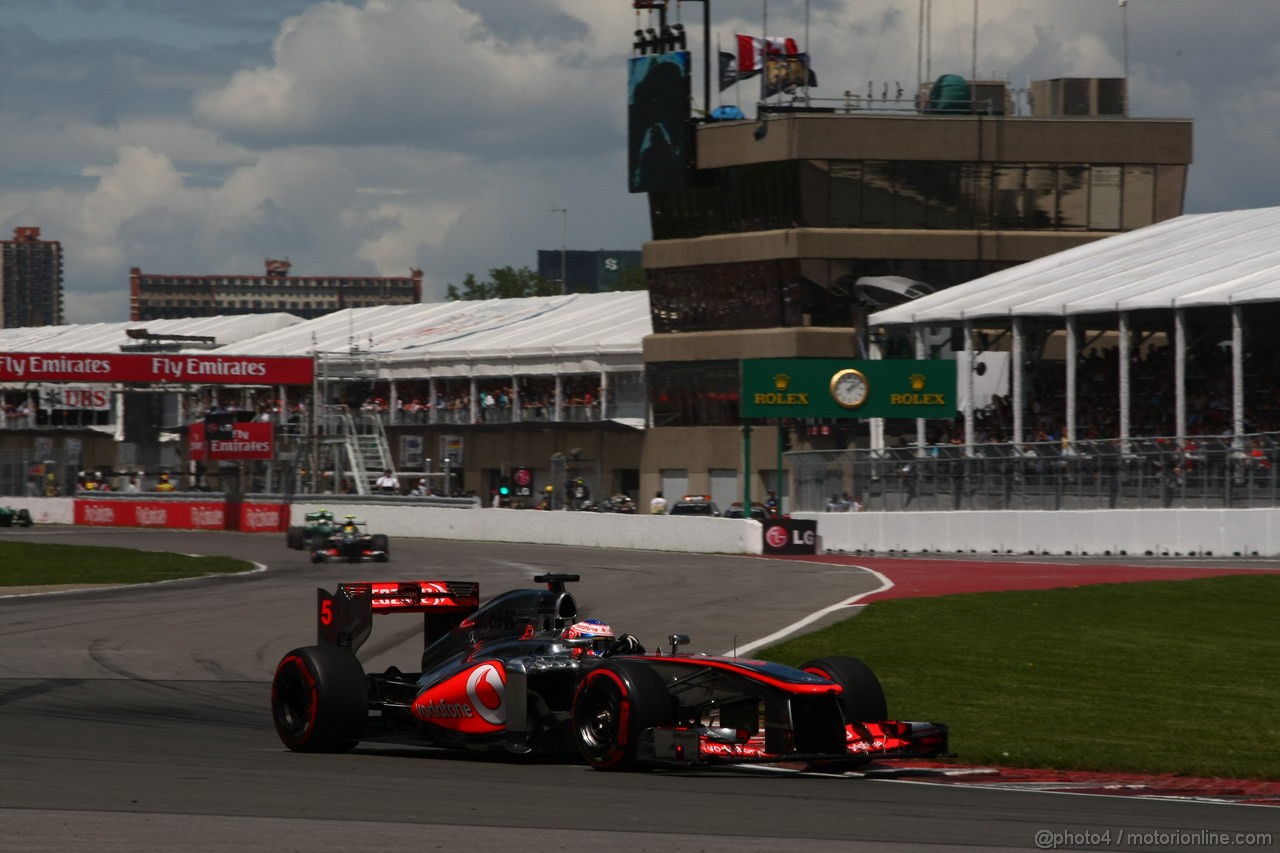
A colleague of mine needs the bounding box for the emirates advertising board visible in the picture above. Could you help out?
[189,421,275,461]
[0,353,314,385]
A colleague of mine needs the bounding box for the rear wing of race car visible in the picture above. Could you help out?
[318,581,480,653]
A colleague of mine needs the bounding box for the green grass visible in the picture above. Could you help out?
[0,541,253,586]
[761,574,1280,780]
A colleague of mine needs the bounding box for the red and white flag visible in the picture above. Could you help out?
[735,34,799,74]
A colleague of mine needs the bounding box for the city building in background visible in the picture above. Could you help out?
[130,258,423,321]
[536,249,643,293]
[1,227,64,328]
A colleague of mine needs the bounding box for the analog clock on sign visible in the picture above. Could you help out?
[830,369,869,409]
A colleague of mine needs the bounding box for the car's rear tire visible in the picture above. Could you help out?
[801,655,888,722]
[370,534,389,554]
[285,526,304,549]
[572,659,674,770]
[271,645,367,753]
[17,509,33,527]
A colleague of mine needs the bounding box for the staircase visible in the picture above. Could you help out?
[338,409,392,495]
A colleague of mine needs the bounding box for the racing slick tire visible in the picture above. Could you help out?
[310,550,326,564]
[17,509,33,527]
[801,656,888,722]
[271,645,367,753]
[572,659,675,771]
[285,526,305,550]
[370,534,389,555]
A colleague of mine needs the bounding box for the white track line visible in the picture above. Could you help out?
[728,564,893,657]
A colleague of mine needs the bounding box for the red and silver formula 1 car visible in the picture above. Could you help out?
[270,574,948,771]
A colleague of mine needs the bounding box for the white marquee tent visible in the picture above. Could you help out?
[868,206,1280,448]
[209,291,652,379]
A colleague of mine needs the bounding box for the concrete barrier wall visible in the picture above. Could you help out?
[290,503,765,555]
[797,508,1280,557]
[17,496,1276,558]
[19,498,75,526]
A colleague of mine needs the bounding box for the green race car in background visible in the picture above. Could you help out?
[0,507,34,528]
[285,509,340,550]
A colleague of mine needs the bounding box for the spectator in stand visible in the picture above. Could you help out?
[375,469,400,494]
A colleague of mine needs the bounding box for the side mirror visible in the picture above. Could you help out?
[667,633,691,656]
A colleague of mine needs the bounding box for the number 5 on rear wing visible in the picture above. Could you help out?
[317,581,480,653]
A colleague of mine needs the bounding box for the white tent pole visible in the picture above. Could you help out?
[1174,309,1186,442]
[1118,312,1131,451]
[1232,304,1244,442]
[914,324,926,453]
[1064,315,1077,445]
[870,337,885,451]
[469,376,478,425]
[963,319,975,452]
[1012,316,1024,444]
[428,377,437,425]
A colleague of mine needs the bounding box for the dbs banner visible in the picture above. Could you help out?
[75,499,286,532]
[0,353,313,385]
[189,421,275,461]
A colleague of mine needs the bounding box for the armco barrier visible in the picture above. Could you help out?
[289,503,764,555]
[798,507,1280,557]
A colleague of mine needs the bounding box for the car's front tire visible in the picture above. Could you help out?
[572,660,674,770]
[285,526,304,549]
[801,655,888,722]
[271,645,367,753]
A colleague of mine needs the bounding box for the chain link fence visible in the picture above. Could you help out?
[789,434,1280,513]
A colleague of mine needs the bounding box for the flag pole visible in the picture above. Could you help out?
[803,0,810,104]
[760,0,768,105]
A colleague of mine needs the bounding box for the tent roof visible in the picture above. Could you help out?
[210,291,653,375]
[869,206,1280,326]
[0,313,303,353]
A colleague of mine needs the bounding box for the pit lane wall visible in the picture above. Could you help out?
[286,502,764,555]
[798,507,1280,557]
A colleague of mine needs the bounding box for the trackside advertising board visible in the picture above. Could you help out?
[0,353,313,385]
[75,499,287,532]
[189,422,275,461]
[740,359,957,419]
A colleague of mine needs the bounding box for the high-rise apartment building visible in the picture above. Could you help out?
[130,259,423,321]
[1,227,64,328]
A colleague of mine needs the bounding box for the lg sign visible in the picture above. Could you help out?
[761,519,818,555]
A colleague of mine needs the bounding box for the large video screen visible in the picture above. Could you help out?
[628,51,692,193]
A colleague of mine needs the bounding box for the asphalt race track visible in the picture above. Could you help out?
[1,526,1276,852]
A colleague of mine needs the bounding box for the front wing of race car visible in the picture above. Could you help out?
[639,719,949,769]
[310,541,389,563]
[590,656,949,771]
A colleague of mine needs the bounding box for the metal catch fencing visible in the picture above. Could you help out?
[788,434,1280,513]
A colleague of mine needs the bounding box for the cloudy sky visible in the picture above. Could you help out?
[4,0,1279,323]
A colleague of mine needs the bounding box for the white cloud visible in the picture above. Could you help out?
[3,1,1280,323]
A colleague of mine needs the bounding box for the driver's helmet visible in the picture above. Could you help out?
[561,619,614,656]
